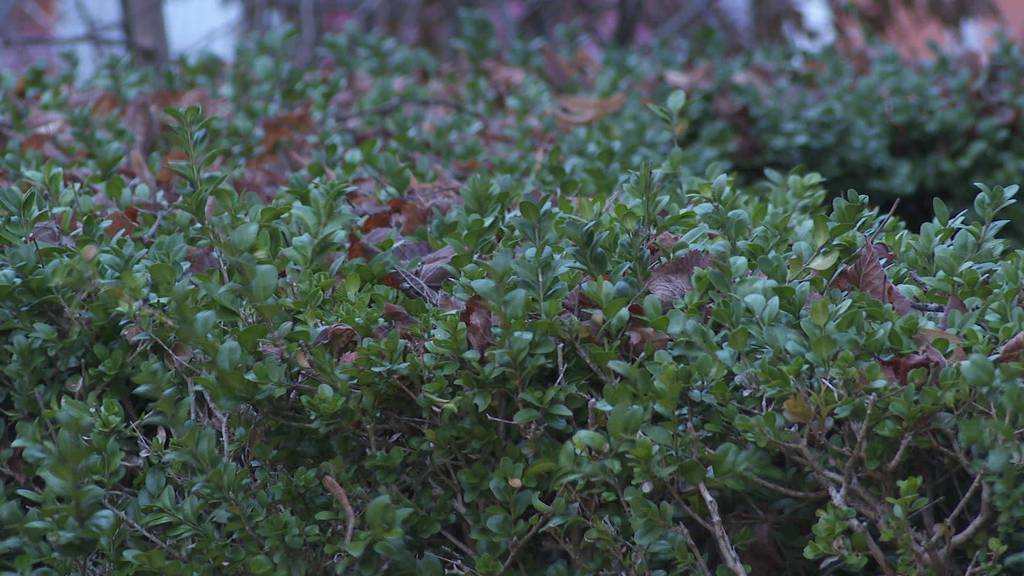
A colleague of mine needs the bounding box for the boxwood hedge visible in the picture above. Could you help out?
[1,22,1024,576]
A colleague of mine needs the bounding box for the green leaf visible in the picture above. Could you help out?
[573,430,608,452]
[807,251,839,271]
[231,222,260,252]
[513,408,541,424]
[366,495,395,532]
[607,404,643,438]
[810,298,830,326]
[252,264,278,302]
[247,555,273,574]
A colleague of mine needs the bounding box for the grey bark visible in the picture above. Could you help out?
[120,0,169,66]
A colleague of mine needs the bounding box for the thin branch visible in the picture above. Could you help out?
[675,522,713,576]
[911,302,945,313]
[885,432,914,473]
[497,490,562,576]
[868,199,900,245]
[105,498,183,561]
[440,528,477,559]
[828,487,895,576]
[697,482,748,576]
[949,481,991,549]
[742,471,827,500]
[322,475,356,545]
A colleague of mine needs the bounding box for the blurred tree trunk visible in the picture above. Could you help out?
[614,0,642,45]
[243,0,270,33]
[120,0,169,66]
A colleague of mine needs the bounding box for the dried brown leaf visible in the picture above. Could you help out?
[554,93,627,127]
[314,323,359,356]
[383,303,416,327]
[186,246,218,275]
[996,331,1024,364]
[626,327,669,356]
[835,239,913,315]
[913,328,966,360]
[646,250,711,309]
[28,220,75,248]
[664,62,714,91]
[460,295,493,354]
[106,207,139,238]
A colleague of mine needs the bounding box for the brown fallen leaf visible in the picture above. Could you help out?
[626,327,669,356]
[487,61,528,93]
[664,62,714,92]
[314,323,358,356]
[835,238,913,315]
[942,294,967,328]
[28,220,75,248]
[996,331,1024,365]
[383,303,416,328]
[554,93,627,127]
[646,250,711,309]
[262,105,313,150]
[165,342,194,367]
[106,207,140,238]
[881,346,945,385]
[461,295,493,354]
[186,246,218,275]
[417,246,455,288]
[913,328,966,361]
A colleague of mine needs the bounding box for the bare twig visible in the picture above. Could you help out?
[828,487,895,576]
[949,481,991,549]
[676,522,713,576]
[497,491,562,576]
[440,528,477,558]
[868,200,900,245]
[885,432,914,473]
[322,475,356,545]
[742,471,827,500]
[105,498,183,561]
[697,482,748,576]
[570,339,616,388]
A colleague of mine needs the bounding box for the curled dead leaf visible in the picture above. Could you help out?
[314,323,358,355]
[106,207,140,238]
[554,93,627,127]
[913,328,966,361]
[487,61,528,92]
[28,220,75,248]
[460,295,493,354]
[881,346,946,384]
[835,238,912,315]
[646,250,711,309]
[996,331,1024,365]
[383,303,416,328]
[186,246,218,275]
[166,342,193,367]
[664,62,714,92]
[626,327,669,356]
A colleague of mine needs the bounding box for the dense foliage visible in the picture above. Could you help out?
[669,37,1024,230]
[2,22,1024,576]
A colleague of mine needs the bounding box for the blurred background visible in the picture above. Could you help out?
[3,1,1024,74]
